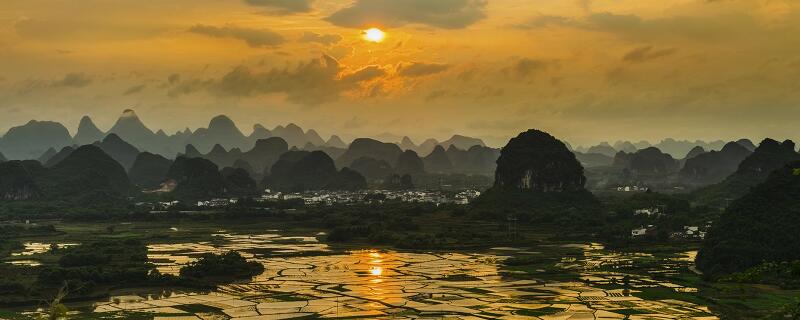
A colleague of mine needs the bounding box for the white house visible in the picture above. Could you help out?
[631,227,648,237]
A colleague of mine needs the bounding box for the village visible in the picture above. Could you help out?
[136,189,483,211]
[628,206,712,241]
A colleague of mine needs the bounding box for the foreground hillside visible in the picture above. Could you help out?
[697,161,800,276]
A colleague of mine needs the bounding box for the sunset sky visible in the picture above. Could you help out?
[1,0,798,146]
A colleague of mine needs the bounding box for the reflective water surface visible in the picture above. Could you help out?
[22,231,717,319]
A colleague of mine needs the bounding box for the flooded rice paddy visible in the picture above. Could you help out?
[19,230,717,319]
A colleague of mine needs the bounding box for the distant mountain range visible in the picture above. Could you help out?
[3,110,797,201]
[578,138,785,193]
[0,110,503,201]
[0,110,491,161]
[574,139,732,159]
[1,109,777,166]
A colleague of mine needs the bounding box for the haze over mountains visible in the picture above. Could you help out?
[2,110,797,201]
[0,110,769,163]
[0,110,495,161]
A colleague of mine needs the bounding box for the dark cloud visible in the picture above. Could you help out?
[457,68,479,82]
[299,32,342,45]
[173,55,387,105]
[397,62,450,77]
[517,11,757,42]
[326,0,487,29]
[123,84,145,95]
[513,15,573,29]
[244,0,313,14]
[477,86,504,99]
[168,73,181,85]
[426,90,448,101]
[511,58,552,77]
[166,57,453,105]
[53,73,92,87]
[167,78,214,98]
[188,24,285,48]
[340,65,387,82]
[622,46,678,63]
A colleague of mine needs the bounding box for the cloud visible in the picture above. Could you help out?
[344,116,367,129]
[477,86,504,99]
[299,32,342,45]
[172,55,388,105]
[397,62,450,77]
[576,0,592,12]
[124,84,146,95]
[622,46,678,63]
[53,73,92,87]
[188,24,285,47]
[516,11,759,42]
[244,0,314,14]
[340,65,387,82]
[467,118,528,131]
[327,45,354,60]
[426,90,448,101]
[326,0,487,29]
[167,78,214,97]
[511,58,552,77]
[14,17,166,41]
[514,15,574,29]
[168,73,181,85]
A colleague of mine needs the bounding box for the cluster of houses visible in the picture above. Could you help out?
[133,200,181,211]
[630,224,711,240]
[133,189,483,212]
[616,185,649,192]
[196,198,238,207]
[633,206,664,218]
[259,189,482,206]
[629,206,711,240]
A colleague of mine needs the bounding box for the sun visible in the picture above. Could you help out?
[362,28,385,43]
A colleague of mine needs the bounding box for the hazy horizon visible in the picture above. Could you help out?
[0,109,791,150]
[1,0,799,146]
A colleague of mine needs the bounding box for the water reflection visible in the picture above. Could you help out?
[147,232,330,275]
[5,242,79,266]
[11,242,79,256]
[19,233,718,319]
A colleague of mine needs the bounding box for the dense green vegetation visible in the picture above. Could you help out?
[493,129,585,192]
[166,156,226,200]
[1,128,799,318]
[318,202,521,249]
[698,161,800,277]
[179,251,263,282]
[0,234,266,306]
[0,237,156,304]
[722,261,800,289]
[263,150,369,192]
[128,152,172,189]
[472,188,602,226]
[598,191,717,246]
[36,239,156,294]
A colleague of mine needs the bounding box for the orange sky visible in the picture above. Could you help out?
[1,0,799,146]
